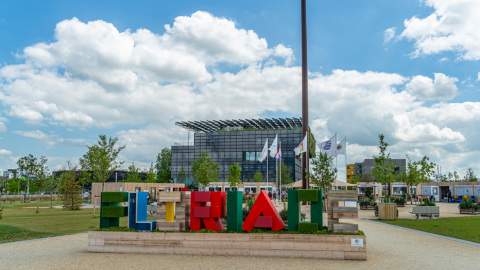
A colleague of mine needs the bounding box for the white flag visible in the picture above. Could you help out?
[258,139,269,162]
[268,136,278,158]
[319,135,336,157]
[294,134,308,156]
[336,137,346,155]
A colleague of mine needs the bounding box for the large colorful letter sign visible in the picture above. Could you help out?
[242,190,285,232]
[100,192,128,228]
[288,189,323,233]
[190,191,226,232]
[128,192,156,231]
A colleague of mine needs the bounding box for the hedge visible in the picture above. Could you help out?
[298,189,318,202]
[102,192,128,203]
[101,206,128,218]
[298,222,318,233]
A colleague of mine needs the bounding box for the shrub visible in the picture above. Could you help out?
[473,205,479,211]
[420,198,436,206]
[298,222,318,233]
[102,192,127,203]
[279,201,288,221]
[298,189,318,202]
[359,199,369,206]
[101,206,128,218]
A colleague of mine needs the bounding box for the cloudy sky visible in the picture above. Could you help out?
[0,0,479,179]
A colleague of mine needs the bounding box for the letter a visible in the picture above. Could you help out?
[242,190,285,232]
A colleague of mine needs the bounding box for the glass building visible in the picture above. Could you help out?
[171,118,306,185]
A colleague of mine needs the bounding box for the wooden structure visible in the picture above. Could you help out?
[91,182,184,204]
[88,231,367,260]
[156,191,190,231]
[327,190,359,233]
[378,203,397,220]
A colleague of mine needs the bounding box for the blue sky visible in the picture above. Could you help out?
[1,0,479,180]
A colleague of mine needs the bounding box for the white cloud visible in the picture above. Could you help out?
[0,122,6,132]
[0,12,478,177]
[477,72,480,81]
[0,149,12,155]
[384,27,396,43]
[406,73,458,100]
[399,0,480,60]
[12,130,86,148]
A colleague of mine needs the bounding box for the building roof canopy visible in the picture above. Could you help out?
[176,117,303,133]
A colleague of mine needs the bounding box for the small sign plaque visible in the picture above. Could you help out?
[351,238,364,247]
[345,201,357,207]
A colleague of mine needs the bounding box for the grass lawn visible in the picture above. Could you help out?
[0,201,129,244]
[378,217,480,244]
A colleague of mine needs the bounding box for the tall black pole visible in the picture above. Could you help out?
[301,0,309,190]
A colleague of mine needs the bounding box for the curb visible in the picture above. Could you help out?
[366,219,480,248]
[0,233,87,246]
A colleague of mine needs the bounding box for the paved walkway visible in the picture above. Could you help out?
[1,202,479,269]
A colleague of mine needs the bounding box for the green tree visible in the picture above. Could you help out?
[145,163,157,183]
[371,134,396,195]
[31,156,50,213]
[78,134,125,193]
[191,151,219,190]
[177,166,187,184]
[402,155,420,204]
[59,162,83,210]
[253,171,263,182]
[227,163,243,188]
[278,160,292,187]
[415,156,436,185]
[79,170,92,194]
[17,154,38,194]
[454,171,460,182]
[310,152,337,193]
[448,172,453,181]
[123,162,141,182]
[156,148,172,183]
[464,168,478,182]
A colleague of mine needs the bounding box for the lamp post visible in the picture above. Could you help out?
[301,0,309,190]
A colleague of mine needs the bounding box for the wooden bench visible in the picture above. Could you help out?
[410,206,439,219]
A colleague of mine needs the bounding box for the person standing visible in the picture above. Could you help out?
[448,190,452,203]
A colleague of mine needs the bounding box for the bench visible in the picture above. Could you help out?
[409,206,440,219]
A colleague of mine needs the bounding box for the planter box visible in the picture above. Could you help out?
[459,208,480,215]
[88,231,367,260]
[360,205,375,210]
[378,203,397,220]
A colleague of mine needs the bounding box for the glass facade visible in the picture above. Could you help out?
[171,130,303,185]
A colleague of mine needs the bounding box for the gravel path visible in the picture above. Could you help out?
[1,202,479,269]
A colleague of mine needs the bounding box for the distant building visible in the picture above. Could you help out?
[346,164,356,184]
[356,159,406,177]
[172,118,313,186]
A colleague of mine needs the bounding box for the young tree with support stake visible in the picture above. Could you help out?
[227,163,243,189]
[156,148,172,183]
[79,135,125,217]
[191,151,219,191]
[253,171,263,182]
[371,134,396,195]
[145,163,157,183]
[32,156,50,213]
[310,152,337,193]
[177,166,187,184]
[278,160,293,188]
[402,155,420,204]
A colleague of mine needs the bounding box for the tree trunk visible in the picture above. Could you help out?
[50,192,53,208]
[36,191,40,213]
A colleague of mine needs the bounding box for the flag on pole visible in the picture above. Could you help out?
[294,134,308,156]
[268,136,278,158]
[336,137,346,155]
[275,147,282,161]
[258,139,269,162]
[319,135,337,157]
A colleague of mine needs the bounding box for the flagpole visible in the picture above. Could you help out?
[279,140,282,203]
[335,133,338,190]
[267,138,269,186]
[276,136,278,203]
[345,136,347,189]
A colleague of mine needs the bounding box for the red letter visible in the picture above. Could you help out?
[242,190,285,232]
[190,191,226,232]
